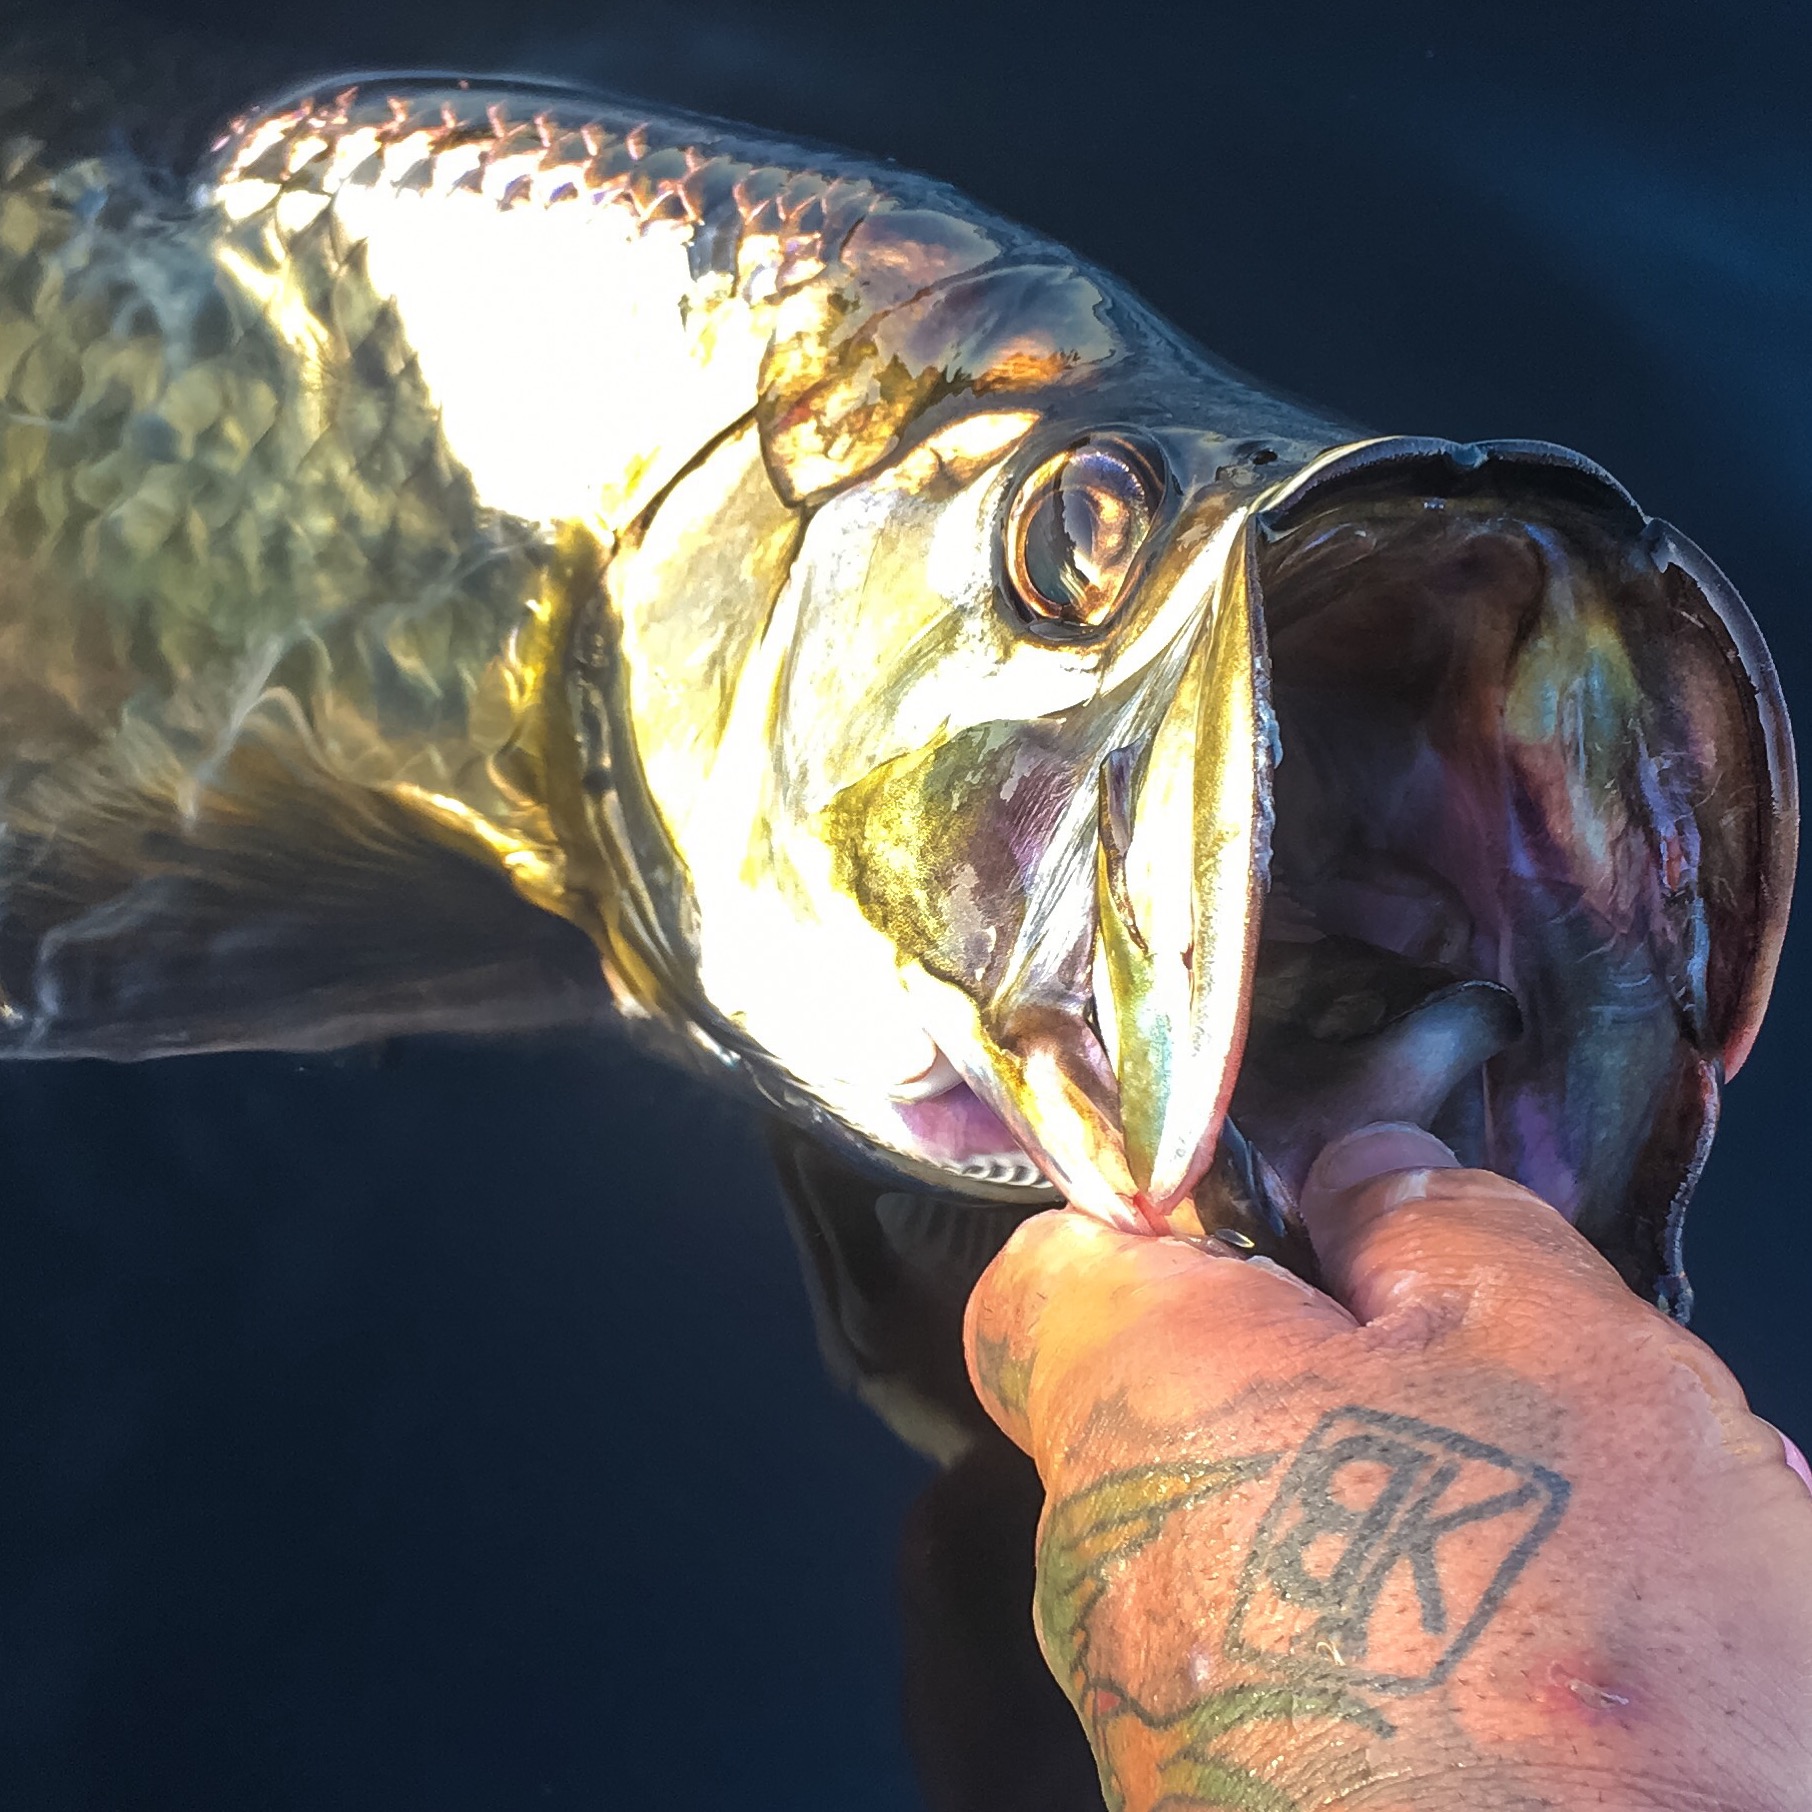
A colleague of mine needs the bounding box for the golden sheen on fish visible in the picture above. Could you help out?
[0,58,1794,1312]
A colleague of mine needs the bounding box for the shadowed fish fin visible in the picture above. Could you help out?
[0,714,610,1059]
[767,1126,1038,1464]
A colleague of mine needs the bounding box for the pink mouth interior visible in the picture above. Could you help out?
[893,1081,1029,1180]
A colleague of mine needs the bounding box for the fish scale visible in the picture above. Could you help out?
[0,100,504,706]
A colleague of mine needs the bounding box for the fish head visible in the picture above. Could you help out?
[612,399,1792,1295]
[796,416,1285,1230]
[624,404,1299,1230]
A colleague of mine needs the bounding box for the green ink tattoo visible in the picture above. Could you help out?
[1034,1410,1571,1809]
[1152,1682,1392,1811]
[971,1329,1034,1420]
[1036,1459,1391,1812]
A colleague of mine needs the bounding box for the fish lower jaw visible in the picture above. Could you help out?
[946,1151,1050,1189]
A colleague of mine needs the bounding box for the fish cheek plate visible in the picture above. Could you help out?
[1230,440,1795,1315]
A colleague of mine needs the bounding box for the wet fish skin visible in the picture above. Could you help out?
[0,50,1793,1303]
[0,67,1316,1217]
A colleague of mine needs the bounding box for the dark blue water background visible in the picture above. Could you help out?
[3,3,1807,1806]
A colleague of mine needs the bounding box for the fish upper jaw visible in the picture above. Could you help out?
[899,523,1271,1232]
[1092,524,1269,1213]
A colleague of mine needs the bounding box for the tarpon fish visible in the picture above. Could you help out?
[0,46,1794,1311]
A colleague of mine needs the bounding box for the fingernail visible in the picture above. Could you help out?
[1162,1234,1244,1261]
[1244,1254,1326,1298]
[1779,1428,1812,1499]
[1301,1122,1460,1219]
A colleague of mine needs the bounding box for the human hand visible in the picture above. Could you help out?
[964,1124,1812,1812]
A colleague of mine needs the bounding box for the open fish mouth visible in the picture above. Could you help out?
[876,437,1795,1311]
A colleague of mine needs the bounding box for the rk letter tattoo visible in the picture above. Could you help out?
[1225,1406,1570,1693]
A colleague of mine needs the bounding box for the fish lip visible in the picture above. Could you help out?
[1089,503,1270,1215]
[1254,435,1644,537]
[1255,432,1796,1080]
[1636,521,1796,1075]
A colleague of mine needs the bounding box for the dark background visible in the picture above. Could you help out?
[2,2,1808,1806]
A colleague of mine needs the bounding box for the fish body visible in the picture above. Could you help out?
[0,56,1793,1307]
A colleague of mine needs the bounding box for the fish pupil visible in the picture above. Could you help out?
[1008,438,1158,631]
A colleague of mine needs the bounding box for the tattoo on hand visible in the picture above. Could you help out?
[1036,1454,1389,1812]
[1227,1407,1570,1694]
[972,1329,1033,1421]
[1035,1407,1571,1811]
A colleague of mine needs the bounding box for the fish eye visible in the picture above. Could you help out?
[1004,433,1164,634]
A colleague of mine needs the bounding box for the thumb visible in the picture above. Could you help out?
[1296,1122,1643,1324]
[963,1209,1354,1467]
